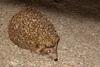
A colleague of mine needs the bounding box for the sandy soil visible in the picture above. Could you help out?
[0,0,100,67]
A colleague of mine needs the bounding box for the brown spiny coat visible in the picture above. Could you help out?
[8,8,60,61]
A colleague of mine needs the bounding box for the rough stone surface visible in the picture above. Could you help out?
[0,0,100,67]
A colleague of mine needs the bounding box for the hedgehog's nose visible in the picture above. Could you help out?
[54,58,58,61]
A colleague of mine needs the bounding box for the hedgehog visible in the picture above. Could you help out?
[8,8,60,61]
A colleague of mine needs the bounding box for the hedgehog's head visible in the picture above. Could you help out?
[41,45,58,61]
[37,36,60,61]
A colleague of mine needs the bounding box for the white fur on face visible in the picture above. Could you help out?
[40,46,58,61]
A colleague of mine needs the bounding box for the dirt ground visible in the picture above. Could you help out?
[0,0,100,67]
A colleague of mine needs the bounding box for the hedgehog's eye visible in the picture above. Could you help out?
[47,50,51,53]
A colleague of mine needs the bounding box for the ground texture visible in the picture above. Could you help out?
[0,0,100,67]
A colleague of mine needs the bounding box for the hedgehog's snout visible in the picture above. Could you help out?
[50,53,58,61]
[49,52,58,61]
[54,58,58,61]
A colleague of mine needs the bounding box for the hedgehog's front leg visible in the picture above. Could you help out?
[35,46,45,54]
